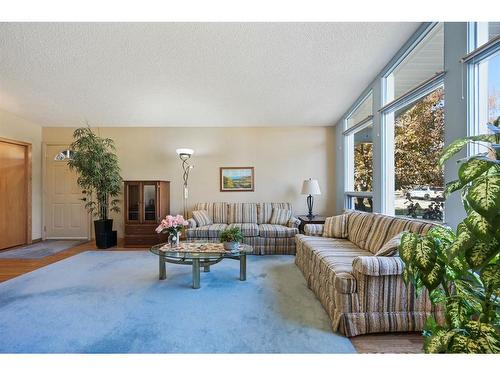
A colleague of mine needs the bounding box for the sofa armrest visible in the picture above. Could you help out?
[187,218,197,229]
[304,224,324,236]
[352,256,405,276]
[287,216,301,229]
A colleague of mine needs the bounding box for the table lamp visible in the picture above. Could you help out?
[301,178,321,218]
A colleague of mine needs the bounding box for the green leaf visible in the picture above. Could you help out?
[481,263,500,294]
[439,138,468,165]
[421,262,444,291]
[465,240,498,269]
[439,134,498,166]
[446,299,469,329]
[429,288,446,304]
[423,329,455,353]
[427,226,456,245]
[444,179,464,197]
[456,321,500,353]
[447,224,474,258]
[399,232,418,264]
[458,158,493,185]
[464,210,494,240]
[414,237,437,272]
[467,173,500,220]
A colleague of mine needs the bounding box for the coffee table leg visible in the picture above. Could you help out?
[159,256,166,280]
[240,254,246,281]
[192,258,200,289]
[203,258,210,272]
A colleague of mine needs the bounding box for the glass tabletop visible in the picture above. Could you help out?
[150,240,253,259]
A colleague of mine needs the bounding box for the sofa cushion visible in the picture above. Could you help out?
[227,223,259,237]
[192,210,212,227]
[194,202,228,224]
[228,203,258,224]
[323,214,348,238]
[374,232,405,257]
[363,214,434,254]
[258,224,298,238]
[258,202,292,224]
[186,223,228,239]
[345,210,376,250]
[269,208,292,225]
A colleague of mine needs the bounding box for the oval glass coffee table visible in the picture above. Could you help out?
[150,241,253,289]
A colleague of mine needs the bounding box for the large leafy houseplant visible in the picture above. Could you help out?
[68,126,122,247]
[400,117,500,353]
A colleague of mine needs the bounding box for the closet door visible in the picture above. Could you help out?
[0,139,28,249]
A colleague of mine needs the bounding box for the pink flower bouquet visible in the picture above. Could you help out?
[155,214,189,234]
[156,214,189,247]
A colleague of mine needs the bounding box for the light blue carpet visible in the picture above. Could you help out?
[0,251,355,353]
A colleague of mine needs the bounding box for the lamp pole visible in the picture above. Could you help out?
[176,148,194,218]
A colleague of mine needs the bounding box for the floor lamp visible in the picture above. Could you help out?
[176,148,194,218]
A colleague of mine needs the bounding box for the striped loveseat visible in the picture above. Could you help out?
[186,202,300,255]
[295,210,445,337]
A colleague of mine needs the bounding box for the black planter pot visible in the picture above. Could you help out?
[94,219,117,249]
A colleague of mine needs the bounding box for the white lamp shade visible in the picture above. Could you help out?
[301,179,321,195]
[176,148,194,156]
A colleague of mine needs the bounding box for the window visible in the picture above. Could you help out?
[390,87,445,222]
[473,22,500,49]
[468,23,500,139]
[344,91,373,212]
[381,23,445,223]
[346,92,373,129]
[384,23,444,104]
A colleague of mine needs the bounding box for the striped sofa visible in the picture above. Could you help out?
[295,210,445,337]
[186,202,300,255]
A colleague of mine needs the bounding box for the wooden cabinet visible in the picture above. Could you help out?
[124,180,170,247]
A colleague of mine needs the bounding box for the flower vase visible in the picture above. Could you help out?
[169,230,179,248]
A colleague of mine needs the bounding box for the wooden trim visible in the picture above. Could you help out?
[219,167,255,192]
[0,137,32,245]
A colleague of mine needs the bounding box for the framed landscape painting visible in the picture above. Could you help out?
[220,167,254,192]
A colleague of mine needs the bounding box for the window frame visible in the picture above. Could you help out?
[343,90,374,211]
[380,80,445,216]
[382,22,442,106]
[466,22,500,152]
[380,23,445,218]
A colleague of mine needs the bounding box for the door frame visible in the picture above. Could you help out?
[0,137,32,245]
[42,142,91,241]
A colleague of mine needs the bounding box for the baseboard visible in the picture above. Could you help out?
[32,238,42,244]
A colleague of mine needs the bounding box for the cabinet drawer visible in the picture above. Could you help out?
[125,225,158,235]
[124,235,164,247]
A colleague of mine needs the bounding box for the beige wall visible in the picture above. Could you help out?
[0,108,43,239]
[43,127,335,238]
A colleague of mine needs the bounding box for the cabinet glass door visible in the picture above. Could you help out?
[127,183,140,222]
[143,183,157,222]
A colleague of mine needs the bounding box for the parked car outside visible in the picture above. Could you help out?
[408,186,443,200]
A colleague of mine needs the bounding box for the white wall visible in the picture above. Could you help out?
[43,126,336,237]
[0,108,43,239]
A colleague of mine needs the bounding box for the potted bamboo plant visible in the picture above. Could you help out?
[68,126,122,249]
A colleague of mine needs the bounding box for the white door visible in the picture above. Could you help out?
[44,145,89,239]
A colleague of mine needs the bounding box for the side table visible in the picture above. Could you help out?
[297,215,327,234]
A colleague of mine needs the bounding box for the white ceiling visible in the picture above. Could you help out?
[0,22,420,127]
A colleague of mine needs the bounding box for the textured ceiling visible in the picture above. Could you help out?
[0,22,420,127]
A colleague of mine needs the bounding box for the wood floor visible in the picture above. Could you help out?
[0,241,424,353]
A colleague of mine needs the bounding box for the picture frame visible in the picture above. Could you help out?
[220,167,255,192]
